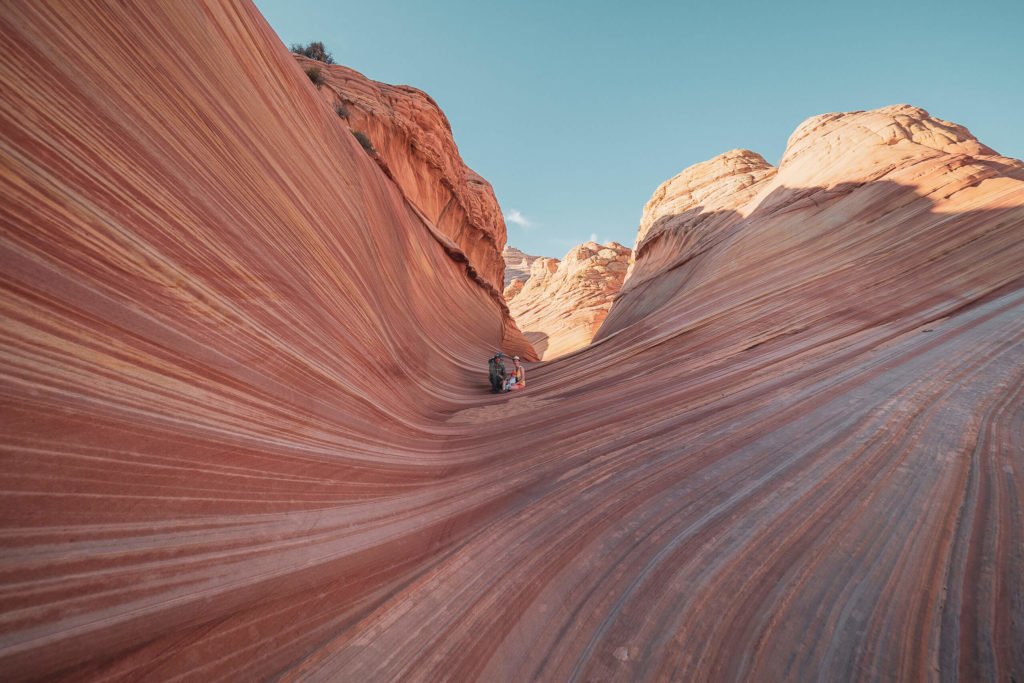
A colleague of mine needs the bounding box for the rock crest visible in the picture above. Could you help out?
[296,55,510,291]
[601,104,1024,337]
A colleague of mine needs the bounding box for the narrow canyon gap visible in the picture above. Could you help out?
[1,2,1022,682]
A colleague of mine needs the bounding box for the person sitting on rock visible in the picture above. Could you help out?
[504,356,525,392]
[488,354,498,392]
[488,352,507,393]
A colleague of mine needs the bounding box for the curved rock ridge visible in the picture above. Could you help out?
[507,242,631,359]
[2,4,1023,680]
[602,104,1024,337]
[636,149,776,250]
[624,149,777,292]
[296,55,509,291]
[502,245,541,286]
[782,104,997,176]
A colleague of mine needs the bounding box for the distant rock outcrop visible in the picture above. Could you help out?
[502,245,540,286]
[502,277,525,301]
[507,242,631,359]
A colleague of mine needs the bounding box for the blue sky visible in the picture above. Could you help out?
[255,0,1023,258]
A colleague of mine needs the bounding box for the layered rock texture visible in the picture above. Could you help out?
[505,242,632,359]
[1,2,1022,680]
[625,149,777,292]
[295,55,508,292]
[602,105,1023,337]
[502,245,540,286]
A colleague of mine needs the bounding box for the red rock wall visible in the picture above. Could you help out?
[1,2,1022,679]
[0,3,529,677]
[296,55,509,292]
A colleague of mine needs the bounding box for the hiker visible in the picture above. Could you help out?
[487,354,499,392]
[488,352,507,393]
[504,356,525,392]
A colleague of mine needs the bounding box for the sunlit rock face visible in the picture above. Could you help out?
[502,277,525,301]
[296,55,509,292]
[600,104,1024,339]
[1,1,1022,679]
[623,149,777,295]
[506,242,632,359]
[502,241,632,360]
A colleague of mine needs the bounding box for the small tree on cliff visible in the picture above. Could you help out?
[351,130,375,154]
[290,41,335,64]
[304,66,326,89]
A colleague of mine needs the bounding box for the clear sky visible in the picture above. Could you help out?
[254,0,1023,258]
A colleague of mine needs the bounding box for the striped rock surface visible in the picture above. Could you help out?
[1,3,1023,683]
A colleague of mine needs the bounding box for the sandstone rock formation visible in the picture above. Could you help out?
[502,245,540,286]
[1,2,1022,680]
[624,149,777,292]
[601,104,1024,338]
[295,55,509,292]
[502,277,525,301]
[506,242,631,359]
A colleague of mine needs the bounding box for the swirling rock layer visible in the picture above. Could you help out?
[624,149,777,293]
[1,4,1022,682]
[507,242,632,359]
[602,105,1024,339]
